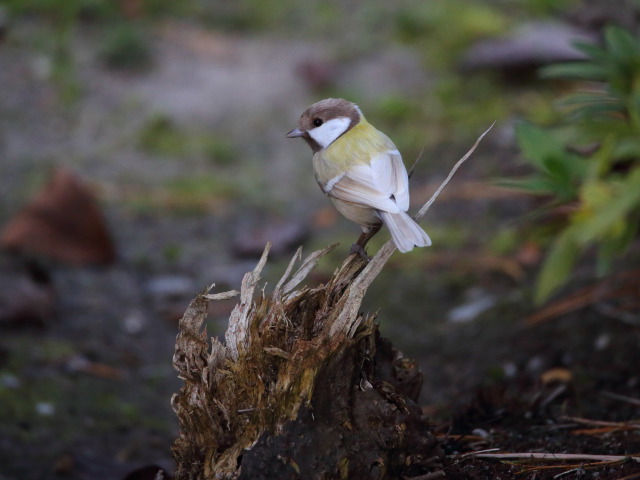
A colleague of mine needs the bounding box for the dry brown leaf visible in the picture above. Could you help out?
[540,367,573,385]
[0,168,116,266]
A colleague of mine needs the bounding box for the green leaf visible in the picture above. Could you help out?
[572,41,607,62]
[596,218,638,276]
[604,25,640,64]
[514,122,587,201]
[556,92,614,107]
[542,153,574,182]
[573,168,640,243]
[540,62,607,81]
[498,177,567,196]
[517,25,640,304]
[535,230,580,303]
[516,122,565,170]
[570,103,626,122]
[612,137,640,160]
[555,91,625,125]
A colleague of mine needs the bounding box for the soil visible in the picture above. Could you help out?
[0,18,639,480]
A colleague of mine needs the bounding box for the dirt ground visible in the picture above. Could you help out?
[1,17,639,480]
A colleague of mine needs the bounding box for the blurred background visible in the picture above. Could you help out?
[1,0,639,478]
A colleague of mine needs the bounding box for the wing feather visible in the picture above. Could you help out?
[324,150,410,213]
[369,151,410,211]
[329,169,401,213]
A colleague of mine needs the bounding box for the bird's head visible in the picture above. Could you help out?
[286,98,362,152]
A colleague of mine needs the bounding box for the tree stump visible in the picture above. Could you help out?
[171,241,443,479]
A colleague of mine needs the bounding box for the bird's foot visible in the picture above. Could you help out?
[349,243,371,261]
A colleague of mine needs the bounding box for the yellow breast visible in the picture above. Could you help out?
[313,120,396,184]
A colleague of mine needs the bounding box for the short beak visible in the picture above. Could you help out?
[286,128,304,138]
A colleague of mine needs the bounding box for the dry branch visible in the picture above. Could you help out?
[471,452,640,463]
[466,451,640,477]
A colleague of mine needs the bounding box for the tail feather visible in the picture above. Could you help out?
[379,210,431,253]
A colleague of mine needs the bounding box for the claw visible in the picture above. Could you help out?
[349,242,371,261]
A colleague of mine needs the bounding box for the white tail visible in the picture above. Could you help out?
[379,210,432,253]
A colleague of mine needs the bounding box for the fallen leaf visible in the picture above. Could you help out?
[0,168,116,266]
[541,367,572,385]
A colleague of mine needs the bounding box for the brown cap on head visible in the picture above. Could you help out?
[286,98,362,152]
[297,98,361,132]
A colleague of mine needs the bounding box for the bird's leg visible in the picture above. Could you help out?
[349,238,370,260]
[349,224,382,260]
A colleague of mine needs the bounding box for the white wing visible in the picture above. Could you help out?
[370,150,410,211]
[325,150,410,214]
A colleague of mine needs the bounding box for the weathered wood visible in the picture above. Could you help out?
[171,241,442,479]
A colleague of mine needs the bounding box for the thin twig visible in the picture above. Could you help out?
[600,391,640,407]
[274,246,302,293]
[205,284,241,301]
[456,448,501,459]
[517,460,629,476]
[407,147,425,179]
[472,452,640,463]
[559,415,640,428]
[554,467,595,479]
[281,243,338,295]
[415,122,495,222]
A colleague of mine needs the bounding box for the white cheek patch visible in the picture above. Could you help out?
[308,117,351,149]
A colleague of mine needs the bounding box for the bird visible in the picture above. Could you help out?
[286,98,431,253]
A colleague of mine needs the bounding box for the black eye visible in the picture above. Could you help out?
[313,118,323,127]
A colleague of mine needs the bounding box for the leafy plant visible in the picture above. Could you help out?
[511,26,640,302]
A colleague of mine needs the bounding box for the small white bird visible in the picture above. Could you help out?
[287,98,431,253]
